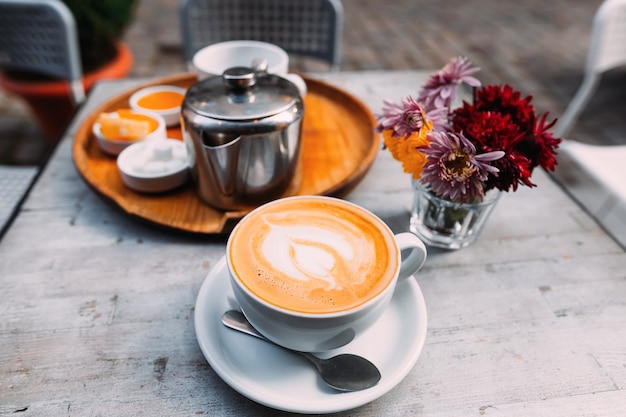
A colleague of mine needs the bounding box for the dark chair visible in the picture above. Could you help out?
[179,0,344,71]
[0,0,85,106]
[0,0,83,235]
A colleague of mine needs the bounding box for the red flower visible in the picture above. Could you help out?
[470,85,535,131]
[531,113,561,171]
[452,84,560,192]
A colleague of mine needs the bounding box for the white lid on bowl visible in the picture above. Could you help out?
[117,138,189,193]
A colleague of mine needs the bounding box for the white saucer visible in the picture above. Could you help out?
[194,257,428,414]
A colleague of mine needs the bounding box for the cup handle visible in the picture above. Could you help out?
[395,232,427,281]
[282,73,307,97]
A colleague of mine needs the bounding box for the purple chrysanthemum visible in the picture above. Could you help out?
[376,96,447,138]
[376,96,429,138]
[418,57,481,110]
[421,101,452,133]
[420,131,504,203]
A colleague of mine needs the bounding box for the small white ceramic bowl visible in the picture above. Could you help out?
[129,85,186,127]
[117,138,189,193]
[93,109,167,156]
[192,40,289,80]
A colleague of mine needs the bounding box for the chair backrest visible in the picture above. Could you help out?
[587,0,626,74]
[179,0,344,71]
[0,0,85,105]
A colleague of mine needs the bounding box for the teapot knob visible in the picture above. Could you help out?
[222,67,256,90]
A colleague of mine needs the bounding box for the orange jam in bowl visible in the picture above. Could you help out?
[129,85,187,127]
[136,91,184,110]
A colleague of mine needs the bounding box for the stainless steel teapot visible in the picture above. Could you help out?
[181,66,304,211]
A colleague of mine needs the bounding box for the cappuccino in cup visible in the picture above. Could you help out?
[229,196,398,314]
[227,196,427,351]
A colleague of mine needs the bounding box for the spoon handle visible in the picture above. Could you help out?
[221,310,382,392]
[222,310,322,363]
[222,310,266,340]
[222,310,319,361]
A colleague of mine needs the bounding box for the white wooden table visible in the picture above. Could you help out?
[1,71,625,416]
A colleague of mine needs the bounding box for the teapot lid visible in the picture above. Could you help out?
[183,67,301,121]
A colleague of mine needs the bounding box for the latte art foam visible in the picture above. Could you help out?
[229,197,398,314]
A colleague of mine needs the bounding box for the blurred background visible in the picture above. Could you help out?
[1,0,622,168]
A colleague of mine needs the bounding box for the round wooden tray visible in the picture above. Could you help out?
[72,73,379,234]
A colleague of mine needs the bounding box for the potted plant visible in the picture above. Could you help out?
[0,0,137,142]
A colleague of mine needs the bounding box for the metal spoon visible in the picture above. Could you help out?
[221,310,382,392]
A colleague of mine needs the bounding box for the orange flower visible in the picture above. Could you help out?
[382,128,430,179]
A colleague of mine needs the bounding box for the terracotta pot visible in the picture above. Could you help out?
[0,43,134,142]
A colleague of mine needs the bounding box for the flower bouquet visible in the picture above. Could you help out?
[376,57,562,249]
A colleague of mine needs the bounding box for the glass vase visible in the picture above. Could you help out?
[410,179,501,250]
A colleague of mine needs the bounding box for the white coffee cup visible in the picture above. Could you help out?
[226,195,427,352]
[192,40,307,96]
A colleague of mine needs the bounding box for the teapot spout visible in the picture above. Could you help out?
[185,125,302,211]
[203,134,243,197]
[202,131,241,148]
